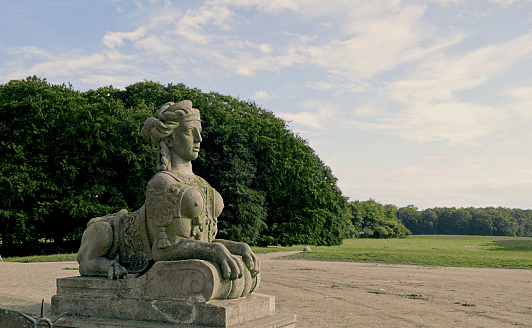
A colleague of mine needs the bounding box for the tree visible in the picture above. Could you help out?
[397,205,421,234]
[419,209,438,234]
[1,78,352,255]
[349,199,410,238]
[0,77,157,256]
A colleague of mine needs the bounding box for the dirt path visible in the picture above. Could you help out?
[1,252,531,327]
[256,252,532,327]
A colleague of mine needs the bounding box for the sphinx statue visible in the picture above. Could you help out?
[76,100,259,282]
[52,100,295,327]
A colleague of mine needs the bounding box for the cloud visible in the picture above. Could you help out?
[175,5,233,45]
[390,102,504,145]
[343,120,395,132]
[355,33,532,145]
[6,46,51,59]
[207,0,300,14]
[160,1,465,85]
[134,34,174,54]
[489,0,525,6]
[295,5,429,79]
[212,48,306,77]
[253,90,270,99]
[10,53,106,78]
[337,157,532,209]
[305,81,368,93]
[431,0,464,6]
[59,1,466,91]
[353,103,383,117]
[505,86,532,118]
[259,44,272,54]
[103,26,147,49]
[0,47,144,87]
[345,101,505,145]
[424,156,485,168]
[279,100,336,130]
[424,155,454,161]
[280,111,326,130]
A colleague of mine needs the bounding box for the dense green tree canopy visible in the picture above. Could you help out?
[397,205,532,237]
[348,199,411,238]
[0,77,352,256]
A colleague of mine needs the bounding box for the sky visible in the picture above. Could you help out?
[1,0,532,210]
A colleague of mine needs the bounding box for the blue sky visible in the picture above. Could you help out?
[1,0,531,209]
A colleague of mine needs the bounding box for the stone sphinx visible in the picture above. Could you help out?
[50,101,297,327]
[75,99,259,285]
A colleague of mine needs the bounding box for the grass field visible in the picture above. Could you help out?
[287,235,532,269]
[3,253,78,263]
[5,235,532,269]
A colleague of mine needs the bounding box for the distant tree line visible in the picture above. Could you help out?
[397,205,532,237]
[0,77,353,256]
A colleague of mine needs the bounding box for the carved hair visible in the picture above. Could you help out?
[141,100,200,171]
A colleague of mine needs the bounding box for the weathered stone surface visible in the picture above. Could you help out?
[54,260,259,302]
[303,246,311,252]
[52,292,276,327]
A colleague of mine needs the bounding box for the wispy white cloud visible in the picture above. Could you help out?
[279,100,337,130]
[352,103,383,117]
[505,86,532,118]
[424,156,485,168]
[351,33,532,145]
[175,5,233,45]
[430,0,464,6]
[388,34,532,105]
[253,90,270,99]
[103,26,147,49]
[489,0,528,6]
[1,49,141,85]
[259,44,272,54]
[206,0,300,14]
[305,81,368,93]
[6,46,52,59]
[359,102,505,145]
[134,34,174,54]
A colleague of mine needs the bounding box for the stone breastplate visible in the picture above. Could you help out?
[146,171,224,246]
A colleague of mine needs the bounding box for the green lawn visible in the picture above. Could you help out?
[5,235,532,269]
[287,235,532,269]
[4,253,77,263]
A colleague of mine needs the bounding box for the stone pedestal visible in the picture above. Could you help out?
[51,260,296,327]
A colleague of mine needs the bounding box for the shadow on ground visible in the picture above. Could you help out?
[484,239,532,252]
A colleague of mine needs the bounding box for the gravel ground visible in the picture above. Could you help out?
[1,252,531,327]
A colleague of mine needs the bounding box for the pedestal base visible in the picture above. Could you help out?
[52,260,295,327]
[53,312,296,328]
[53,292,278,327]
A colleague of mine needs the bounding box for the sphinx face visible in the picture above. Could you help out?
[173,120,203,161]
